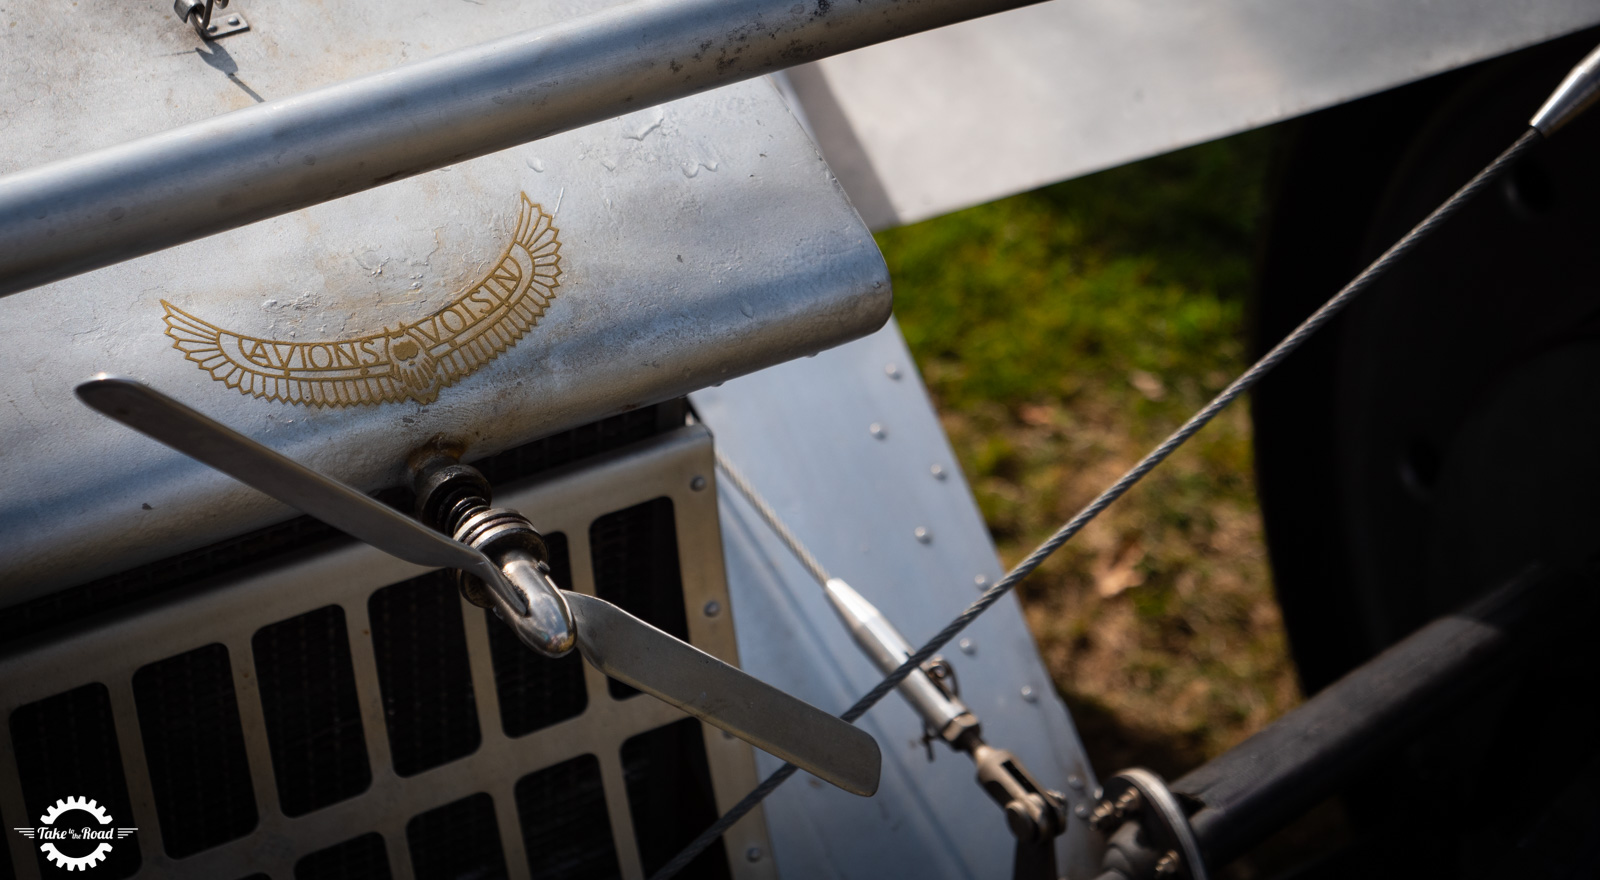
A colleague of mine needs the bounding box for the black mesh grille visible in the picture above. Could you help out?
[9,684,141,879]
[132,643,258,858]
[0,400,686,644]
[253,605,371,816]
[368,573,480,776]
[487,533,587,738]
[406,793,507,880]
[514,754,620,880]
[590,498,688,699]
[622,719,730,880]
[295,832,392,880]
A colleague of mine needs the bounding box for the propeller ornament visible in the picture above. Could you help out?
[75,375,881,797]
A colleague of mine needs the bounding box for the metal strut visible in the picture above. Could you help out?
[714,450,1069,880]
[648,45,1600,875]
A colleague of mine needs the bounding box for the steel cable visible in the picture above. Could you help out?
[650,127,1542,880]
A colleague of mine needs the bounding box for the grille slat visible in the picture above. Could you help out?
[623,719,731,880]
[369,574,481,777]
[132,643,258,859]
[406,792,508,880]
[295,832,392,880]
[514,754,621,880]
[253,605,371,816]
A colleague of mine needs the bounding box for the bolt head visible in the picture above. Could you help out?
[914,526,932,544]
[703,600,721,617]
[745,846,764,863]
[690,475,707,491]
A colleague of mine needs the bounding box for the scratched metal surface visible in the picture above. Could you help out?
[693,319,1103,880]
[0,1,889,598]
[788,0,1600,228]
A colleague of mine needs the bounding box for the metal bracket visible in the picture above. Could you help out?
[1091,769,1209,880]
[173,0,249,40]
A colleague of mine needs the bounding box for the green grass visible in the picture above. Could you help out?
[878,128,1301,782]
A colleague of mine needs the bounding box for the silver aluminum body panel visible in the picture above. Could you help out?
[789,0,1600,228]
[692,319,1102,879]
[0,0,889,600]
[0,0,1037,296]
[0,425,778,880]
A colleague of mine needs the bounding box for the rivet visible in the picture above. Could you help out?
[746,846,764,863]
[1020,685,1038,703]
[703,600,721,618]
[869,423,886,440]
[1068,775,1085,791]
[206,23,217,32]
[958,638,975,655]
[690,475,707,491]
[1074,803,1090,819]
[227,14,240,24]
[914,526,931,544]
[974,574,989,589]
[930,463,947,480]
[885,363,901,380]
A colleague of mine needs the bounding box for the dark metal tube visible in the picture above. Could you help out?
[1171,566,1584,868]
[0,0,1039,299]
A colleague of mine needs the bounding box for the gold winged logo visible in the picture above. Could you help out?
[164,193,561,407]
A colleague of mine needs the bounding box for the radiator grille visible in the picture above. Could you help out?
[253,605,371,816]
[515,755,621,880]
[131,644,258,858]
[368,573,482,777]
[406,792,507,880]
[294,833,392,880]
[0,424,773,880]
[623,718,732,880]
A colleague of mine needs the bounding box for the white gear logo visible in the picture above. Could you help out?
[38,797,113,871]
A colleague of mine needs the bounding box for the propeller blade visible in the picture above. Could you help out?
[74,375,508,592]
[565,591,881,796]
